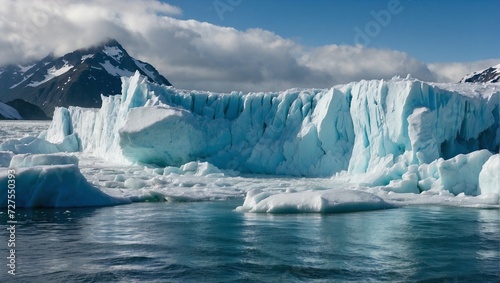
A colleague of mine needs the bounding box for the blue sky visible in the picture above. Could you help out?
[164,0,500,62]
[1,0,499,92]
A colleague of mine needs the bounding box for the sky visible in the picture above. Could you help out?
[0,0,499,92]
[166,0,500,62]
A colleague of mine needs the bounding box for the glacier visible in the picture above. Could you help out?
[52,73,498,180]
[1,71,499,209]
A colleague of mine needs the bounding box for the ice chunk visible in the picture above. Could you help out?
[436,150,493,196]
[0,134,79,154]
[237,188,394,213]
[45,108,74,144]
[179,161,224,176]
[0,151,14,167]
[0,164,130,208]
[478,154,499,197]
[9,153,79,168]
[124,178,147,189]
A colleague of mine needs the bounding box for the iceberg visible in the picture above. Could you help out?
[0,154,130,208]
[43,72,499,199]
[236,188,394,213]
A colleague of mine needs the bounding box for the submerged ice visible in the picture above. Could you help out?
[1,71,498,209]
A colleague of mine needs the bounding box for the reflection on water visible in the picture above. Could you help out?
[0,201,499,282]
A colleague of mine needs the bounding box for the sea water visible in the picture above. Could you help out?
[0,202,499,282]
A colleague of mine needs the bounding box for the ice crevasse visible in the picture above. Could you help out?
[46,72,499,197]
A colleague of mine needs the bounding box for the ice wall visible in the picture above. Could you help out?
[47,72,500,192]
[61,72,354,176]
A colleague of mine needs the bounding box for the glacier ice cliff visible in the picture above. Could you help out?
[46,72,499,196]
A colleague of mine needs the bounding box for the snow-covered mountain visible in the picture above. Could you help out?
[0,39,171,116]
[459,64,500,83]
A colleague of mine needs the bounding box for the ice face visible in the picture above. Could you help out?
[479,154,500,197]
[119,106,209,166]
[43,72,499,197]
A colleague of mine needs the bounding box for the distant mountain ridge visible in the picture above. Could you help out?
[0,39,171,116]
[6,99,50,120]
[0,101,22,120]
[0,100,50,120]
[459,64,500,83]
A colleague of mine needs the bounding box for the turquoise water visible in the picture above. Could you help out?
[1,200,499,282]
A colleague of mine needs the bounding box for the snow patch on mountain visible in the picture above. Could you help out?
[100,60,135,77]
[18,63,36,73]
[103,45,124,63]
[9,74,34,89]
[133,59,158,81]
[81,54,94,62]
[28,61,74,87]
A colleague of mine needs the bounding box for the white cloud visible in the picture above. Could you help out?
[0,0,498,92]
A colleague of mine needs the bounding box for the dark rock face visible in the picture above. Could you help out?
[6,99,50,120]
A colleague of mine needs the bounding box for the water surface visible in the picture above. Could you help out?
[1,201,499,282]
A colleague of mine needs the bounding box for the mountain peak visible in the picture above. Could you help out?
[0,40,172,117]
[459,64,500,83]
[81,39,126,57]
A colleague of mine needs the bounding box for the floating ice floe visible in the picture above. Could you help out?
[236,188,394,213]
[0,154,130,208]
